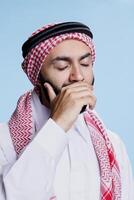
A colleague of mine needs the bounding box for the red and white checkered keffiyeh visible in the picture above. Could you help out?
[8,23,121,200]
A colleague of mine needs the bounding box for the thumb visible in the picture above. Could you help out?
[44,82,56,102]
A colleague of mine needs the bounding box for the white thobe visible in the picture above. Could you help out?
[0,91,133,200]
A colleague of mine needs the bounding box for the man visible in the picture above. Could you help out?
[0,22,133,200]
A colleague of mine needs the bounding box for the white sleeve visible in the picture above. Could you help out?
[0,119,68,200]
[108,130,134,200]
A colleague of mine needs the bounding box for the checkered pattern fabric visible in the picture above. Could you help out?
[8,23,121,200]
[84,110,121,200]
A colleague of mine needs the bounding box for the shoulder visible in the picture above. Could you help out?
[107,129,133,179]
[107,129,129,163]
[107,129,123,149]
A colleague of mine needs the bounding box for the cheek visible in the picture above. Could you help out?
[41,65,69,90]
[49,73,68,89]
[55,71,70,85]
[82,68,93,83]
[55,70,67,80]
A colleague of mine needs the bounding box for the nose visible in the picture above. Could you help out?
[69,65,84,82]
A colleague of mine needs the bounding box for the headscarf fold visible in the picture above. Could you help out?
[8,22,121,200]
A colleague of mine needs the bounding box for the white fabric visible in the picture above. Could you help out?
[0,91,133,200]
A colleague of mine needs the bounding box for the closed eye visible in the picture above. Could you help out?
[57,66,68,71]
[81,63,90,67]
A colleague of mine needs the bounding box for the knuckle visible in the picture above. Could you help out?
[61,87,65,92]
[69,94,77,104]
[72,99,77,106]
[66,88,72,95]
[69,93,74,100]
[70,94,78,106]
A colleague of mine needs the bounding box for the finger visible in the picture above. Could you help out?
[64,89,95,107]
[64,87,94,99]
[44,82,56,102]
[72,92,96,109]
[67,90,94,100]
[62,82,93,92]
[80,95,96,110]
[63,81,88,89]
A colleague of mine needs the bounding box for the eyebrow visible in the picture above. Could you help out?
[80,52,91,61]
[51,52,91,63]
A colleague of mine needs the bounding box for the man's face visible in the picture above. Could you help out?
[40,39,94,96]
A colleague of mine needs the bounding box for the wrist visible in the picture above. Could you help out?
[51,116,68,132]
